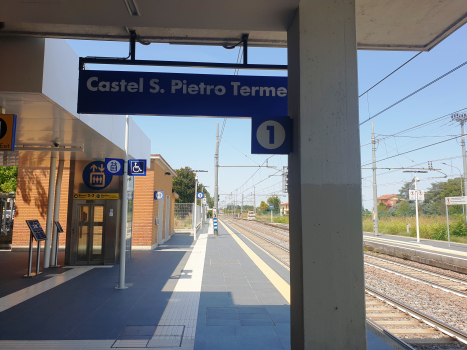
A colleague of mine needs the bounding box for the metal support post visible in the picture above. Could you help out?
[117,115,130,290]
[50,159,64,267]
[24,232,34,277]
[414,172,420,243]
[193,176,198,238]
[462,121,467,223]
[130,30,136,61]
[242,34,249,65]
[372,122,379,236]
[446,204,451,247]
[35,239,41,275]
[241,194,243,216]
[43,153,57,268]
[215,123,219,218]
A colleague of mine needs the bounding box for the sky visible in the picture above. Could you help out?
[67,22,467,210]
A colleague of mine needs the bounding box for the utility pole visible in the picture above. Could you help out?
[452,112,467,223]
[241,194,243,216]
[254,186,256,213]
[413,172,420,243]
[214,123,219,218]
[372,122,379,236]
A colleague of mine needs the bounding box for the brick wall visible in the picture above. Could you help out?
[12,159,70,249]
[133,166,154,248]
[133,158,175,248]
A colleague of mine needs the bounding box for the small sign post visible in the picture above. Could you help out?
[50,221,64,268]
[270,205,274,223]
[445,196,467,246]
[24,220,47,278]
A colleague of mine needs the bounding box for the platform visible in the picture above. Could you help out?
[0,221,393,349]
[363,232,467,274]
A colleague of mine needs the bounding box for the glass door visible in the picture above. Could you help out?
[76,204,105,264]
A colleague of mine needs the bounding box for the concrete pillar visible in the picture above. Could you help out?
[43,153,57,268]
[287,1,367,349]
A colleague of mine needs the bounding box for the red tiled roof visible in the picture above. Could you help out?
[280,202,289,206]
[377,194,399,200]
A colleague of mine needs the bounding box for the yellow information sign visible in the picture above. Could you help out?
[73,193,119,200]
[0,114,17,151]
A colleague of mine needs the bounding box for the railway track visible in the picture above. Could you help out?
[221,216,467,349]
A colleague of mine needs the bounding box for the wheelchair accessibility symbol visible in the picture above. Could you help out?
[128,159,147,176]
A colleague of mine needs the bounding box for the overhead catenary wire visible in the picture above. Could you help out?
[359,60,467,126]
[359,52,422,98]
[362,135,460,167]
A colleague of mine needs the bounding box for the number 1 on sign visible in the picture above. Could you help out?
[267,125,274,144]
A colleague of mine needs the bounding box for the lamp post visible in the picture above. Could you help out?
[442,162,465,221]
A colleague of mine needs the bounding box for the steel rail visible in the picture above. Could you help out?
[365,261,467,298]
[366,286,467,345]
[365,317,415,350]
[365,253,467,283]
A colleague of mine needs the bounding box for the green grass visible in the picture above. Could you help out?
[363,215,467,244]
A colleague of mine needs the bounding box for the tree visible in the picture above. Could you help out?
[395,200,413,217]
[399,181,414,200]
[0,167,17,193]
[377,202,388,212]
[267,196,281,210]
[172,166,211,204]
[259,201,269,212]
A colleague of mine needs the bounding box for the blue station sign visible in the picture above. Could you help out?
[251,116,292,154]
[128,159,147,176]
[78,70,287,117]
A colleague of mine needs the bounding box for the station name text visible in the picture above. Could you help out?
[85,77,287,97]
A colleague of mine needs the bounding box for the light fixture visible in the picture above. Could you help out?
[123,0,140,16]
[165,172,171,176]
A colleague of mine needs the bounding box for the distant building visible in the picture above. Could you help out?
[280,202,289,215]
[377,194,400,207]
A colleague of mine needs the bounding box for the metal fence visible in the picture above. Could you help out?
[174,203,194,229]
[174,203,204,231]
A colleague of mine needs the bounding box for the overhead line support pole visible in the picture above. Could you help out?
[462,121,467,223]
[372,122,379,236]
[214,123,219,232]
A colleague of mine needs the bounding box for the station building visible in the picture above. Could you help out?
[0,37,178,264]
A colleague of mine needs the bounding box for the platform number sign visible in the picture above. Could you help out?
[251,116,292,154]
[154,191,164,200]
[197,192,204,199]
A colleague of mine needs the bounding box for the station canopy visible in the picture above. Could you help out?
[1,0,467,51]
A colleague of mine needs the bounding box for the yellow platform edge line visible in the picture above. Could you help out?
[219,220,290,304]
